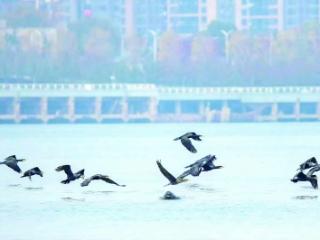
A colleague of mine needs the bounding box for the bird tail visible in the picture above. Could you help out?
[173,137,180,141]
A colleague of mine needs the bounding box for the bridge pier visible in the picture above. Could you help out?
[271,102,278,121]
[149,97,158,122]
[95,97,102,123]
[294,98,300,121]
[40,97,48,123]
[175,101,181,117]
[121,97,129,122]
[198,101,205,119]
[221,101,230,122]
[13,97,20,123]
[68,97,75,123]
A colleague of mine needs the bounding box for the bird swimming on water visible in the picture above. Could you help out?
[81,174,126,187]
[0,155,25,173]
[161,191,180,200]
[156,160,188,186]
[174,132,202,153]
[21,167,43,180]
[55,165,85,184]
[178,154,223,179]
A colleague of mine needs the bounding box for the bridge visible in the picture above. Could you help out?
[0,83,320,123]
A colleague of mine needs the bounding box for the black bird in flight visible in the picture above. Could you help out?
[55,165,85,184]
[174,132,202,153]
[178,154,223,179]
[81,174,126,187]
[291,171,318,189]
[156,160,188,186]
[297,157,318,171]
[0,155,25,173]
[21,167,43,180]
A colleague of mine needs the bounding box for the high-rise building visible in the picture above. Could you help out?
[166,0,217,34]
[283,0,320,30]
[216,0,235,25]
[131,0,167,35]
[232,0,320,34]
[3,0,319,36]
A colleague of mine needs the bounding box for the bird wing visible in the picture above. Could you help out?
[81,174,101,187]
[5,155,16,161]
[177,169,191,179]
[181,137,197,153]
[190,166,202,176]
[298,157,318,170]
[75,169,85,176]
[6,162,21,173]
[80,178,92,187]
[185,155,211,169]
[307,157,318,165]
[174,132,189,141]
[307,166,320,176]
[310,177,318,189]
[33,167,43,177]
[56,165,74,178]
[33,167,41,172]
[156,160,177,184]
[99,175,125,187]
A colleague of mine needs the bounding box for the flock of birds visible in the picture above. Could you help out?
[0,155,126,188]
[1,131,318,199]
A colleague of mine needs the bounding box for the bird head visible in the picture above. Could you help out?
[291,178,298,183]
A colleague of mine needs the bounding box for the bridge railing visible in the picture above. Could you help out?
[0,83,320,94]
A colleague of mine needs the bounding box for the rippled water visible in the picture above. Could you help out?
[1,122,320,240]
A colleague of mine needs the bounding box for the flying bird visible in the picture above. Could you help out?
[178,155,223,179]
[297,157,318,171]
[21,167,43,180]
[291,171,318,189]
[174,132,202,153]
[55,165,85,184]
[81,174,126,187]
[156,160,188,186]
[0,155,25,173]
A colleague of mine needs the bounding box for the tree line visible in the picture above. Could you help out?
[0,4,320,86]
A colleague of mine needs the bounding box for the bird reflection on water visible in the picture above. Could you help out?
[24,187,43,191]
[293,195,318,200]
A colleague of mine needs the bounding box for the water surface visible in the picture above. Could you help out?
[0,122,320,240]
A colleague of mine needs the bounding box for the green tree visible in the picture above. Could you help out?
[205,21,235,38]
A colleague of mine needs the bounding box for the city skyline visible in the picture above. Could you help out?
[1,0,320,36]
